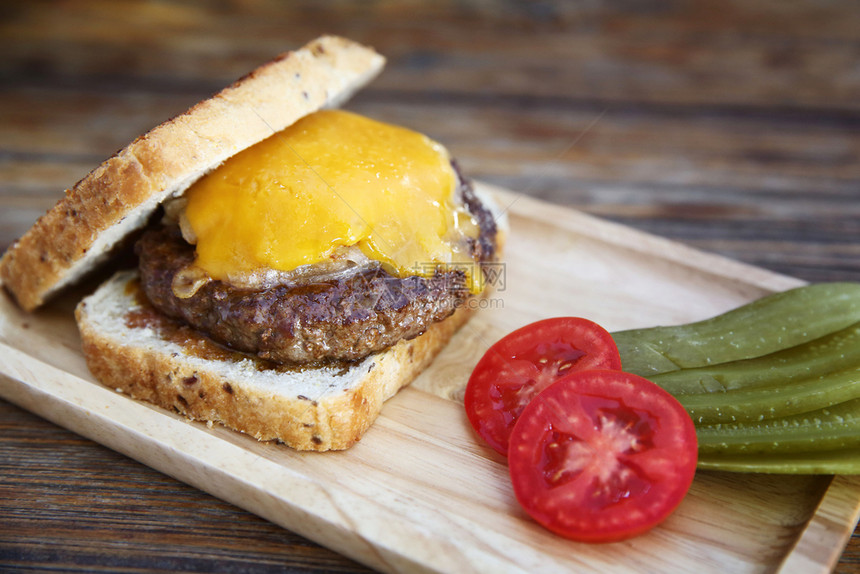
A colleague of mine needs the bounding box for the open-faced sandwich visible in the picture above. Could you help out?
[0,36,504,451]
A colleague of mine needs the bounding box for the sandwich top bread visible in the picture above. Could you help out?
[0,36,504,451]
[0,35,385,312]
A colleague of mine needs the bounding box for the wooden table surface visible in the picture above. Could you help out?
[1,1,858,572]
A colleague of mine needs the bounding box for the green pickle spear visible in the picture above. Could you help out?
[696,399,860,455]
[697,449,860,474]
[613,283,860,474]
[614,282,860,376]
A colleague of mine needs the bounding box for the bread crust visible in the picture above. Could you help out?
[75,271,475,451]
[0,36,384,311]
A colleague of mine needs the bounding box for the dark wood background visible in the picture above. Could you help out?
[1,1,858,571]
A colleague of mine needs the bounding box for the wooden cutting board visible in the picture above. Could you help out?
[1,184,858,573]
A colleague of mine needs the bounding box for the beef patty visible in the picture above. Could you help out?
[136,173,497,365]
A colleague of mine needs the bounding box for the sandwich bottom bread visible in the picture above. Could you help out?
[74,171,504,451]
[75,269,485,451]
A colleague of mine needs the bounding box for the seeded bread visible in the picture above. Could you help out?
[0,36,385,311]
[76,270,478,451]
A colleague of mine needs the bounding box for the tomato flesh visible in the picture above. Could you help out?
[465,317,622,454]
[508,370,698,543]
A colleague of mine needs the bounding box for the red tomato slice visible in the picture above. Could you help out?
[508,370,698,543]
[464,317,622,454]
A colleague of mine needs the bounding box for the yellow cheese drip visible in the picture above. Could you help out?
[183,109,483,292]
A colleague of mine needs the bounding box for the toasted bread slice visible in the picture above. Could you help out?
[75,270,478,451]
[0,36,384,311]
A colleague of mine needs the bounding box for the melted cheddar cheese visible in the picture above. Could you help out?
[182,110,482,292]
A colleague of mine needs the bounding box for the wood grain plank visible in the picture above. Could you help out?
[3,1,859,110]
[0,399,373,573]
[778,475,860,574]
